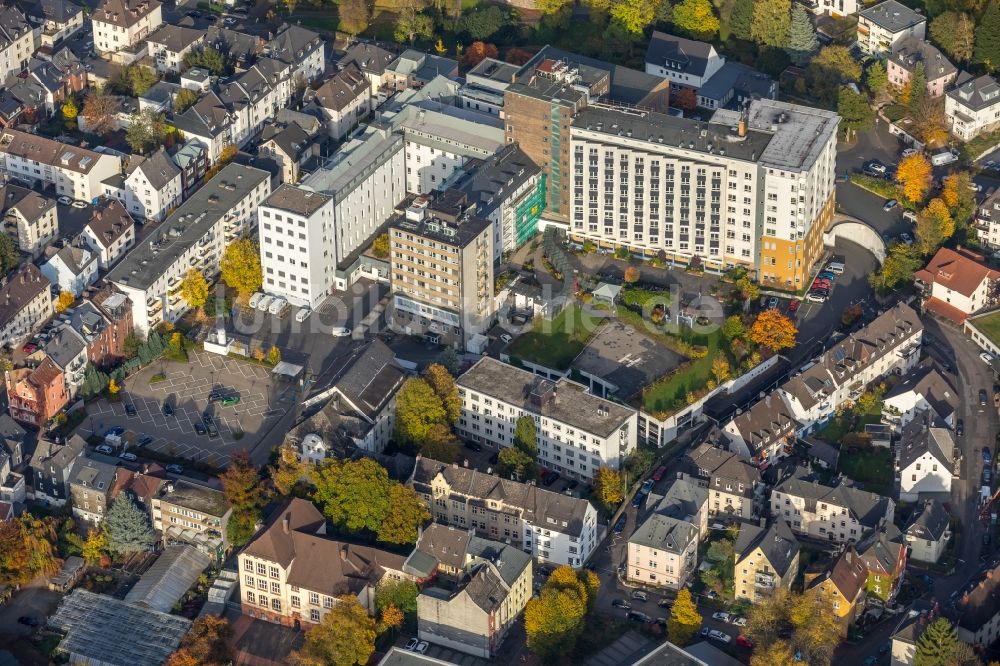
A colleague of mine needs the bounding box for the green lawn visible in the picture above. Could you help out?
[973,311,1000,350]
[838,447,893,496]
[506,304,602,370]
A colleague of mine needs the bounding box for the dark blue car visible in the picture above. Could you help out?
[613,514,627,534]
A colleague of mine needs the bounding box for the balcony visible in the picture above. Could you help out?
[755,572,776,590]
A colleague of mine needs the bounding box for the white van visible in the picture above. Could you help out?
[295,308,311,323]
[257,295,274,311]
[269,298,290,317]
[248,292,263,309]
[826,261,845,275]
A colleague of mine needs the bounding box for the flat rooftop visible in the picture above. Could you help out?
[859,0,926,31]
[467,57,520,85]
[571,320,686,399]
[262,183,332,217]
[157,479,230,517]
[392,103,503,155]
[300,125,403,204]
[107,163,269,292]
[572,103,773,164]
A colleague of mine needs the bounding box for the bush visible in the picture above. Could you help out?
[849,173,898,199]
[883,104,907,122]
[149,373,167,384]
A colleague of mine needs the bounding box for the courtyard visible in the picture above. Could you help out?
[78,349,294,468]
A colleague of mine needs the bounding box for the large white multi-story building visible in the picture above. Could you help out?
[0,130,121,204]
[258,185,334,309]
[455,357,638,480]
[0,6,35,79]
[857,0,926,55]
[91,0,162,63]
[123,147,182,223]
[568,99,838,288]
[108,164,271,335]
[410,456,601,568]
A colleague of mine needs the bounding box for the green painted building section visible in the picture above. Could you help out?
[514,174,547,248]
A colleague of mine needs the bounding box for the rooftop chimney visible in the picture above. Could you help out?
[282,513,290,534]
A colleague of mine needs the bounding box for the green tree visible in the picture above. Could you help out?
[173,88,199,114]
[423,363,461,424]
[930,11,975,63]
[914,619,962,666]
[290,596,376,666]
[220,238,262,304]
[514,415,538,456]
[0,234,19,273]
[311,458,391,534]
[865,60,889,97]
[672,0,720,39]
[126,108,168,154]
[869,243,922,292]
[497,446,536,480]
[730,0,754,39]
[127,65,159,96]
[916,198,955,253]
[785,4,818,66]
[608,0,654,35]
[394,5,434,45]
[908,62,927,114]
[180,268,208,311]
[838,86,874,139]
[420,424,461,463]
[394,377,447,448]
[377,483,430,545]
[459,5,515,40]
[182,46,229,75]
[751,0,791,48]
[375,579,419,617]
[721,314,745,340]
[975,0,1000,70]
[105,495,156,555]
[667,588,702,645]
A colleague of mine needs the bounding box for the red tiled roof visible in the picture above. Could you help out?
[923,296,969,325]
[915,247,1000,298]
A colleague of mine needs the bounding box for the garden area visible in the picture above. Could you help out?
[506,303,605,370]
[812,387,894,495]
[971,310,1000,351]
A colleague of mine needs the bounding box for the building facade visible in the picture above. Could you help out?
[945,74,1000,141]
[734,519,800,603]
[152,479,231,561]
[857,0,927,56]
[92,0,163,62]
[1,184,57,258]
[0,263,52,348]
[0,130,122,203]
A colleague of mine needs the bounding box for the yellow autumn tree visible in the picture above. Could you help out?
[55,291,75,313]
[916,197,955,253]
[896,153,933,203]
[593,467,624,508]
[748,309,798,351]
[108,378,121,395]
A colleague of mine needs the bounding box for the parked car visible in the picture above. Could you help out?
[983,351,995,364]
[611,599,631,610]
[788,299,800,313]
[899,230,915,244]
[632,590,649,602]
[543,471,561,486]
[295,308,311,323]
[331,327,351,337]
[202,413,214,426]
[817,271,837,281]
[657,598,671,608]
[195,422,207,435]
[21,342,36,353]
[981,389,989,406]
[137,435,153,447]
[736,634,754,648]
[712,612,730,622]
[207,422,219,438]
[613,514,627,534]
[767,296,779,309]
[221,395,240,407]
[57,196,72,205]
[268,298,290,317]
[414,642,428,654]
[731,616,747,627]
[163,402,174,416]
[708,630,732,643]
[652,465,668,481]
[95,444,114,455]
[404,639,419,652]
[957,419,964,436]
[165,464,184,474]
[627,611,652,623]
[106,426,124,437]
[500,333,513,344]
[640,479,655,494]
[901,148,919,158]
[125,403,137,416]
[464,440,483,452]
[806,292,827,303]
[902,210,917,224]
[257,295,275,312]
[119,452,137,462]
[248,293,263,309]
[984,447,993,465]
[71,200,87,209]
[883,199,898,211]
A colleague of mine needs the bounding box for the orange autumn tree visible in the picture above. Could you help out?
[896,153,932,203]
[462,41,498,69]
[167,616,233,666]
[915,198,954,253]
[748,309,798,351]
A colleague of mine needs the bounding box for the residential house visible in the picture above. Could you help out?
[404,523,473,580]
[897,411,954,502]
[771,467,895,544]
[258,121,319,184]
[152,479,231,561]
[455,357,638,480]
[82,285,132,367]
[644,31,724,90]
[170,139,208,196]
[0,262,52,347]
[890,603,943,666]
[310,63,370,141]
[25,48,88,113]
[40,241,99,296]
[0,413,25,467]
[882,366,958,430]
[857,0,927,56]
[91,0,163,63]
[28,434,85,505]
[649,473,710,538]
[686,442,763,519]
[123,147,182,223]
[804,0,857,16]
[805,547,869,636]
[946,74,1000,141]
[340,42,396,95]
[0,183,57,257]
[109,465,166,515]
[287,340,406,455]
[734,519,800,603]
[38,324,88,399]
[887,37,956,98]
[722,394,798,468]
[82,194,136,270]
[906,499,951,564]
[410,457,600,568]
[0,130,123,203]
[237,498,412,626]
[694,61,777,111]
[68,457,119,524]
[857,524,908,607]
[416,535,532,658]
[385,50,459,92]
[267,24,324,84]
[626,512,699,591]
[915,247,1000,325]
[204,26,262,72]
[146,24,203,73]
[778,302,924,433]
[22,0,84,48]
[948,561,1000,646]
[0,5,34,79]
[6,356,66,427]
[977,187,1000,249]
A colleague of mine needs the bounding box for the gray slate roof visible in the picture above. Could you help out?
[775,467,893,530]
[859,0,926,32]
[341,42,396,76]
[948,74,1000,111]
[907,499,950,542]
[68,457,118,493]
[889,36,956,80]
[645,31,718,77]
[898,410,954,470]
[734,519,799,578]
[132,147,181,190]
[629,513,698,554]
[687,442,761,498]
[42,325,86,370]
[884,365,957,422]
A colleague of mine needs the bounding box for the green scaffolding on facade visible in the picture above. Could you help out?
[514,173,547,248]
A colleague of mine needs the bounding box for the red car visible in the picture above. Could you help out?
[788,299,800,313]
[21,342,36,353]
[736,635,754,649]
[652,465,668,481]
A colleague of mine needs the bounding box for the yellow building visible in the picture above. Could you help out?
[804,547,868,636]
[734,519,800,603]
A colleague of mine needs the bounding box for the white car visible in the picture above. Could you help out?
[901,147,919,157]
[248,292,263,309]
[57,196,72,205]
[712,612,730,622]
[71,200,88,209]
[257,294,274,312]
[331,326,351,337]
[295,308,311,322]
[415,642,428,654]
[268,297,288,315]
[708,630,732,643]
[500,333,512,344]
[731,616,747,627]
[982,351,995,364]
[404,638,419,651]
[95,444,114,455]
[119,452,137,461]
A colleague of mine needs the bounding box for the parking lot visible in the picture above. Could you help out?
[78,349,292,467]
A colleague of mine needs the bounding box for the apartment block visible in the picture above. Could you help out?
[771,467,895,544]
[626,514,699,590]
[734,519,800,602]
[0,183,57,257]
[80,198,136,270]
[108,164,271,335]
[68,458,119,524]
[152,479,231,561]
[410,457,600,568]
[857,0,926,56]
[146,24,203,73]
[0,129,122,203]
[887,37,956,98]
[123,147,182,223]
[455,357,638,479]
[70,293,132,369]
[0,6,35,79]
[686,442,764,519]
[28,434,85,506]
[389,193,495,349]
[0,263,52,348]
[6,356,67,427]
[92,0,162,63]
